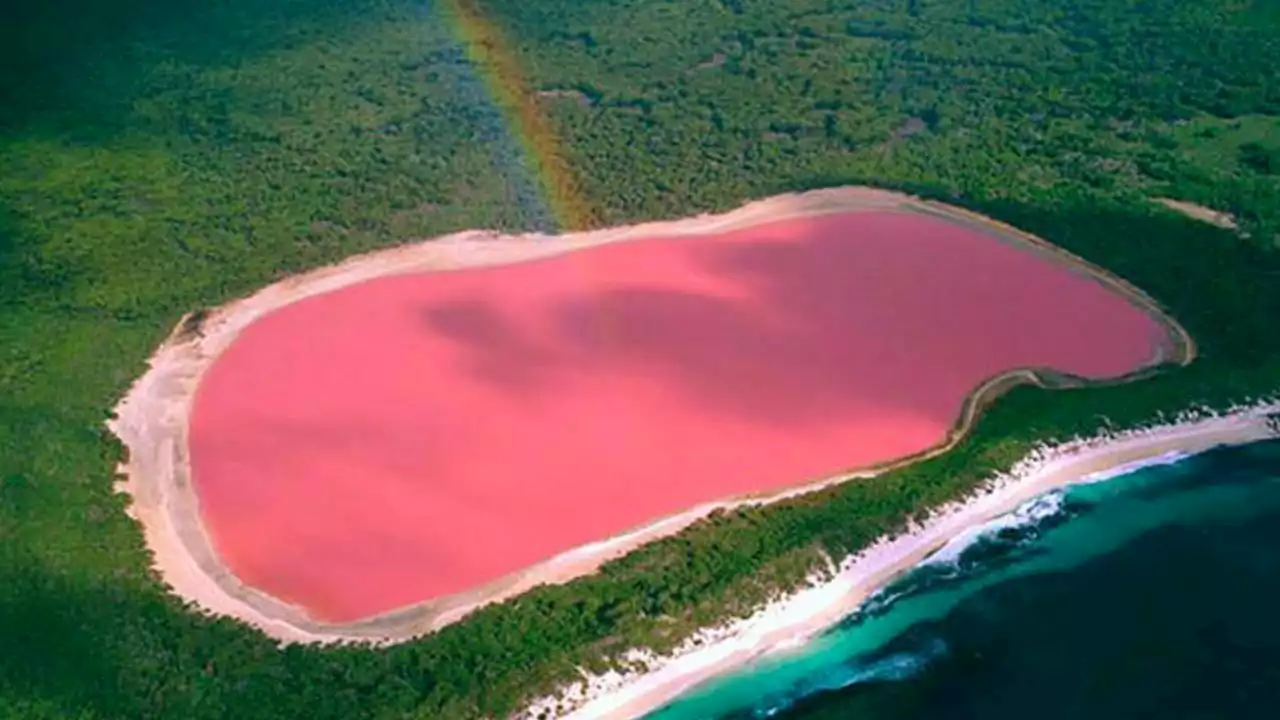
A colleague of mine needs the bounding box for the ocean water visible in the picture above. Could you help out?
[646,438,1280,720]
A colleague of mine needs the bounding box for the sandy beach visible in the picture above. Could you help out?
[522,401,1280,720]
[108,185,1192,643]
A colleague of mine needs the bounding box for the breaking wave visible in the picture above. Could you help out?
[649,440,1280,720]
[741,637,948,719]
[847,488,1085,624]
[1074,450,1191,486]
[721,488,1094,719]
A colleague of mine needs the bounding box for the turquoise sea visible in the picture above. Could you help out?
[647,438,1280,720]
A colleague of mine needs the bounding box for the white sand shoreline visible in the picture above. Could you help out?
[109,186,1193,644]
[522,400,1280,720]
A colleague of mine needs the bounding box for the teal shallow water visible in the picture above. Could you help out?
[647,438,1280,720]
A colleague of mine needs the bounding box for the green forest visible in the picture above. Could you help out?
[2,0,1279,718]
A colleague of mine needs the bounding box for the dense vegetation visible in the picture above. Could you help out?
[2,0,1278,718]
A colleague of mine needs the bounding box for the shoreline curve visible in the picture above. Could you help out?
[539,402,1280,720]
[107,186,1195,645]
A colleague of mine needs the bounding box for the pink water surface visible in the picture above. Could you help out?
[188,211,1171,622]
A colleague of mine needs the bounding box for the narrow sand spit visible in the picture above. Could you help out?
[525,402,1280,720]
[1154,197,1240,230]
[109,186,1193,645]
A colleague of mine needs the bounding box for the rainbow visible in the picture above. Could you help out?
[441,0,597,232]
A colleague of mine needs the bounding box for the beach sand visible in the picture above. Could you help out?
[527,402,1279,720]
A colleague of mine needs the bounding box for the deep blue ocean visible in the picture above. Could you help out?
[646,438,1280,720]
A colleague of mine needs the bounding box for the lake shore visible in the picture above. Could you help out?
[107,185,1191,644]
[522,401,1280,720]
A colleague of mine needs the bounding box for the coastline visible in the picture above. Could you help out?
[522,400,1280,720]
[107,185,1193,645]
